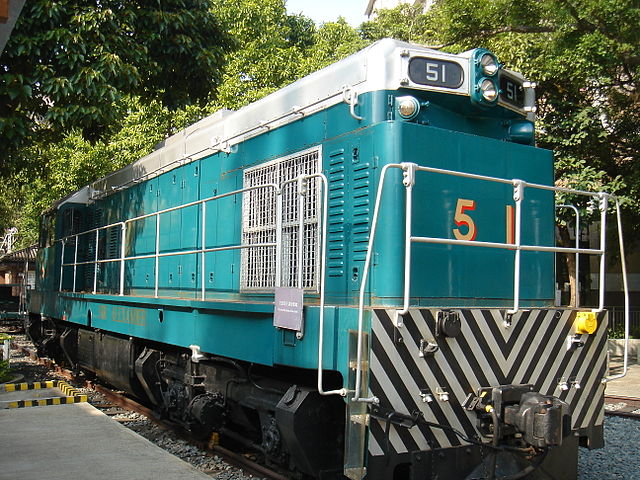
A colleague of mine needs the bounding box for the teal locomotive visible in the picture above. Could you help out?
[28,39,628,479]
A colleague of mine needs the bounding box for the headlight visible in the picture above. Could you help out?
[396,96,420,120]
[480,53,498,76]
[470,49,501,107]
[480,79,498,102]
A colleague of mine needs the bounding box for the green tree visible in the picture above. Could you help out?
[6,97,176,244]
[210,0,315,109]
[4,0,369,244]
[0,0,234,169]
[298,19,368,76]
[210,0,366,109]
[360,4,435,43]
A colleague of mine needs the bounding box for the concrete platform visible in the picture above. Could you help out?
[606,356,640,398]
[0,380,87,408]
[0,402,210,480]
[0,386,61,403]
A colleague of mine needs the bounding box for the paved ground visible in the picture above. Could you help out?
[0,402,210,480]
[606,356,640,398]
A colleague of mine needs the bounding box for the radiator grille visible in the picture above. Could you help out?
[241,147,321,291]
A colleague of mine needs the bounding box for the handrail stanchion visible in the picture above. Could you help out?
[275,188,283,287]
[119,223,126,295]
[93,230,99,294]
[312,175,345,396]
[605,197,630,381]
[399,163,417,318]
[297,177,305,290]
[73,236,78,293]
[595,194,608,313]
[154,214,160,298]
[354,163,401,403]
[201,202,207,301]
[508,181,524,315]
[59,239,66,292]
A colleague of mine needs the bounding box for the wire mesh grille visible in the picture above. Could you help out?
[241,147,321,291]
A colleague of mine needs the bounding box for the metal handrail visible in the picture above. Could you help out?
[404,163,617,315]
[354,163,402,402]
[58,171,341,396]
[278,173,345,396]
[59,184,281,298]
[353,162,630,402]
[604,200,630,382]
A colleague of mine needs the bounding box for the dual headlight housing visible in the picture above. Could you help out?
[471,49,501,107]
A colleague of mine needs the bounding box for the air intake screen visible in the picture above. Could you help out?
[241,147,321,291]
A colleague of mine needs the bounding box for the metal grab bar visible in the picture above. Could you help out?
[278,173,345,396]
[604,198,630,382]
[58,184,281,297]
[354,163,402,402]
[403,163,617,316]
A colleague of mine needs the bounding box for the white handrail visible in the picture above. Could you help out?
[201,202,206,300]
[353,163,402,402]
[604,197,630,382]
[596,194,608,313]
[351,162,631,401]
[58,184,280,296]
[510,180,524,314]
[279,173,345,396]
[406,163,620,317]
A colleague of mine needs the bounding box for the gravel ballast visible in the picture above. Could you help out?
[578,416,640,479]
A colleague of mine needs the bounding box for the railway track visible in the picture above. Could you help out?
[11,328,640,480]
[11,342,289,480]
[604,395,640,419]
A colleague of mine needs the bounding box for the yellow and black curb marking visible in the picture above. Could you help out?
[0,380,87,409]
[1,380,56,392]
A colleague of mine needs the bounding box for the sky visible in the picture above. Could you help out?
[285,0,368,27]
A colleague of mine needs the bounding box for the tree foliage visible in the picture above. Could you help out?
[3,98,176,243]
[2,0,369,246]
[360,4,435,44]
[0,0,234,169]
[427,0,639,219]
[210,0,365,109]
